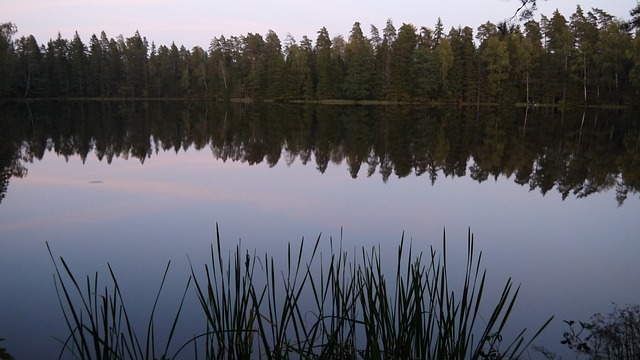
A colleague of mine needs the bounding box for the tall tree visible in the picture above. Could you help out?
[262,30,285,99]
[504,28,533,103]
[570,6,599,103]
[375,19,397,99]
[435,37,454,97]
[240,33,264,98]
[282,35,314,99]
[0,23,18,97]
[476,21,498,43]
[369,24,388,99]
[331,34,347,93]
[300,36,315,99]
[147,42,160,97]
[630,2,640,31]
[69,31,89,96]
[88,34,104,96]
[545,10,574,103]
[523,19,545,101]
[45,33,71,96]
[389,23,417,100]
[448,26,477,103]
[102,32,123,97]
[314,27,340,99]
[120,31,148,97]
[178,45,191,96]
[414,35,438,100]
[594,19,632,102]
[478,32,509,101]
[209,36,236,99]
[342,22,374,99]
[628,28,640,95]
[433,18,444,46]
[189,46,209,97]
[15,34,43,97]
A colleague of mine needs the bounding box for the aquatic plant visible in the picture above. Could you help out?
[50,228,552,359]
[47,243,191,360]
[189,227,552,359]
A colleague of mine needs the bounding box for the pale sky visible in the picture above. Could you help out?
[2,0,637,49]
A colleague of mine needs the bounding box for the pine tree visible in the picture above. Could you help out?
[342,22,374,99]
[315,27,340,99]
[262,30,285,99]
[389,23,417,100]
[546,10,574,104]
[69,31,89,97]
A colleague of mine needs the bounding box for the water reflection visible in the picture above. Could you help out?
[1,101,638,205]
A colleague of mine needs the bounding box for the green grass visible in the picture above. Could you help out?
[48,227,552,359]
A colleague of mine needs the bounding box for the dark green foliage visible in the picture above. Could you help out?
[413,45,438,100]
[2,4,640,104]
[262,30,286,99]
[342,22,375,100]
[0,23,18,98]
[631,3,640,31]
[120,32,149,98]
[388,23,418,101]
[69,31,89,97]
[447,26,478,103]
[314,27,342,99]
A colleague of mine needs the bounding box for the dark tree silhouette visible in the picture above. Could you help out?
[630,2,640,30]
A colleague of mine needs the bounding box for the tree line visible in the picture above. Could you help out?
[1,4,640,105]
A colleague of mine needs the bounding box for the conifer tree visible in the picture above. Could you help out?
[389,23,418,100]
[0,22,18,97]
[343,22,374,99]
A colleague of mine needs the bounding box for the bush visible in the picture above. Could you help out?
[559,304,640,360]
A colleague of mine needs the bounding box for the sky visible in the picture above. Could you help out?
[2,0,637,50]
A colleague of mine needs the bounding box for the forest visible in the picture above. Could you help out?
[1,4,640,105]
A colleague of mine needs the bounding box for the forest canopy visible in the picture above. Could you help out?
[1,4,640,105]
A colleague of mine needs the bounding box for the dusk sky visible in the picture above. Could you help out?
[3,1,637,50]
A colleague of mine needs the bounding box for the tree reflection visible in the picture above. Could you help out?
[0,102,32,204]
[0,101,638,205]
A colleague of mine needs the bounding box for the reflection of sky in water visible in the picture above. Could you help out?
[1,146,639,358]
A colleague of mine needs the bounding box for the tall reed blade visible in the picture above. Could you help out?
[50,227,552,360]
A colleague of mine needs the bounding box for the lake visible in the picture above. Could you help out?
[1,100,639,359]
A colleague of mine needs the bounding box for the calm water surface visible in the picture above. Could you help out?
[0,101,639,359]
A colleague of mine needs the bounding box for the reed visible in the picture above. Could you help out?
[51,227,552,359]
[188,227,552,359]
[47,243,191,360]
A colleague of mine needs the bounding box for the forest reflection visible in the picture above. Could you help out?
[1,100,638,205]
